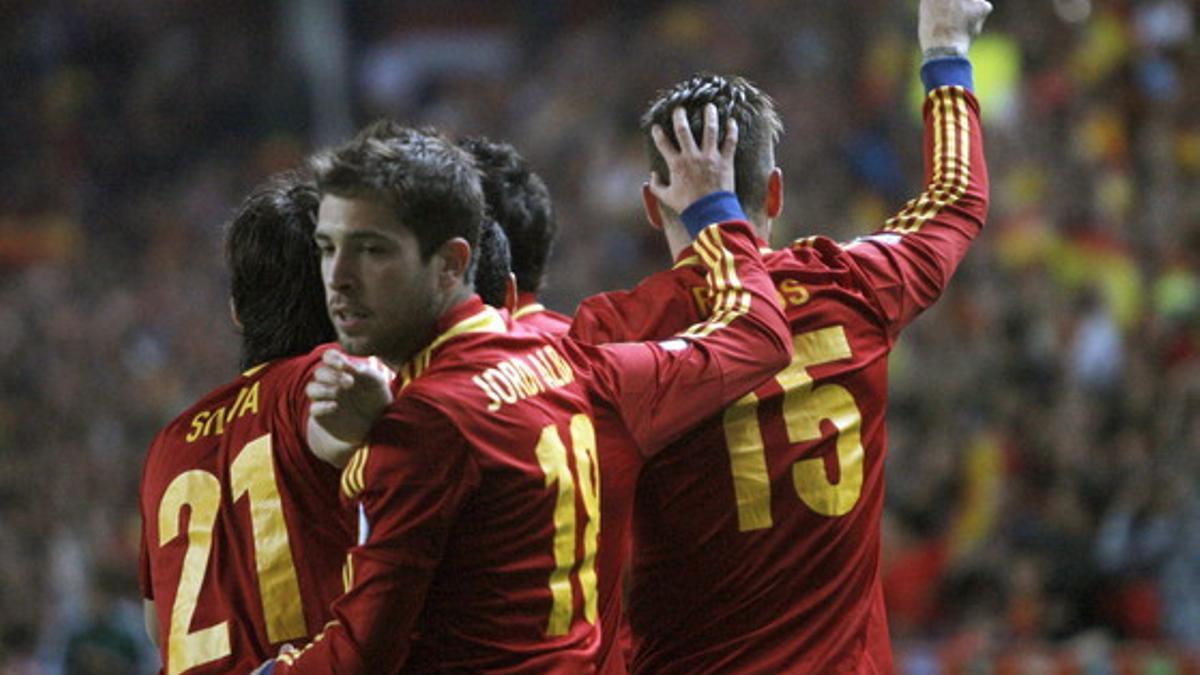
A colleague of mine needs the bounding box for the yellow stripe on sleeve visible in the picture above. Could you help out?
[340,445,369,499]
[352,445,369,496]
[684,226,752,339]
[883,86,972,235]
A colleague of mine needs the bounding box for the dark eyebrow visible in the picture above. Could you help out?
[344,231,394,242]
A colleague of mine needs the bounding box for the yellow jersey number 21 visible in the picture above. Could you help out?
[156,433,305,674]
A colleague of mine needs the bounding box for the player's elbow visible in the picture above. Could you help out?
[765,330,793,372]
[755,313,794,373]
[963,188,990,229]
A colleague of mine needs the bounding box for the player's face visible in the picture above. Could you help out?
[315,194,442,367]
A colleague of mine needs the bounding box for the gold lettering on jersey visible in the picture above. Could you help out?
[543,346,575,386]
[237,381,260,418]
[693,279,809,316]
[471,376,500,411]
[778,279,810,307]
[225,385,249,424]
[203,408,226,437]
[472,345,577,412]
[186,411,210,442]
[514,358,548,394]
[528,350,554,383]
[185,381,262,442]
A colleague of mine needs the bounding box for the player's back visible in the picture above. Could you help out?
[570,81,986,673]
[512,295,572,336]
[338,301,604,672]
[139,347,355,675]
[274,217,792,673]
[617,244,897,674]
[513,299,638,675]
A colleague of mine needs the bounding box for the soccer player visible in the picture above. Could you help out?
[264,110,792,672]
[138,173,390,675]
[319,134,639,673]
[136,165,525,667]
[461,136,571,333]
[567,0,993,671]
[462,138,650,673]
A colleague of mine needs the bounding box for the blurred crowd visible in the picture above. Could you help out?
[1,0,1197,672]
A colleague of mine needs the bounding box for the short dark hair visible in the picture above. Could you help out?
[459,137,556,294]
[641,74,783,217]
[225,172,335,370]
[311,120,486,261]
[474,220,513,309]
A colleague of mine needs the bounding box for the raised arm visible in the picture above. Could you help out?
[838,0,992,335]
[579,104,792,454]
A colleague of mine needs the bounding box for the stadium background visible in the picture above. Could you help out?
[1,0,1198,672]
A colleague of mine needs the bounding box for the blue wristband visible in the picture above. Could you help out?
[921,56,973,93]
[260,660,276,675]
[679,191,746,239]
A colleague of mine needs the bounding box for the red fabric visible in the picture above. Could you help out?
[138,345,355,674]
[276,220,791,673]
[514,292,573,335]
[512,294,638,675]
[568,86,988,674]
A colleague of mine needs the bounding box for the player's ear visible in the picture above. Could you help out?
[504,274,518,314]
[766,167,784,219]
[436,237,472,287]
[642,183,664,230]
[229,298,243,329]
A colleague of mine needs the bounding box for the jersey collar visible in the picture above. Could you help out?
[672,239,773,270]
[512,291,547,320]
[398,296,507,389]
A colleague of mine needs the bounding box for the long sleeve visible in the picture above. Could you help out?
[575,213,791,456]
[569,268,701,346]
[839,64,989,336]
[272,398,479,674]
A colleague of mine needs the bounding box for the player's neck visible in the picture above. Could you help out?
[516,290,541,308]
[664,216,771,259]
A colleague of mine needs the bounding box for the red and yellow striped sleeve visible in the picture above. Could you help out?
[572,218,792,458]
[271,398,478,674]
[840,83,989,334]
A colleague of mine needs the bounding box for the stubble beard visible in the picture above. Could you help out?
[375,289,442,369]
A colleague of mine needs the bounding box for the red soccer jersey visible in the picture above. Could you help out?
[512,278,641,675]
[570,85,988,674]
[272,220,792,673]
[512,291,572,335]
[138,346,356,675]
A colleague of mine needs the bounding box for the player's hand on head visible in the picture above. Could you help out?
[919,0,992,56]
[648,103,738,214]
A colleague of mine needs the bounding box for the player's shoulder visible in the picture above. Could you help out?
[407,329,582,422]
[513,312,568,338]
[400,329,532,399]
[258,342,341,380]
[533,310,573,335]
[764,233,891,281]
[148,346,335,452]
[154,370,257,441]
[773,234,852,262]
[572,264,701,339]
